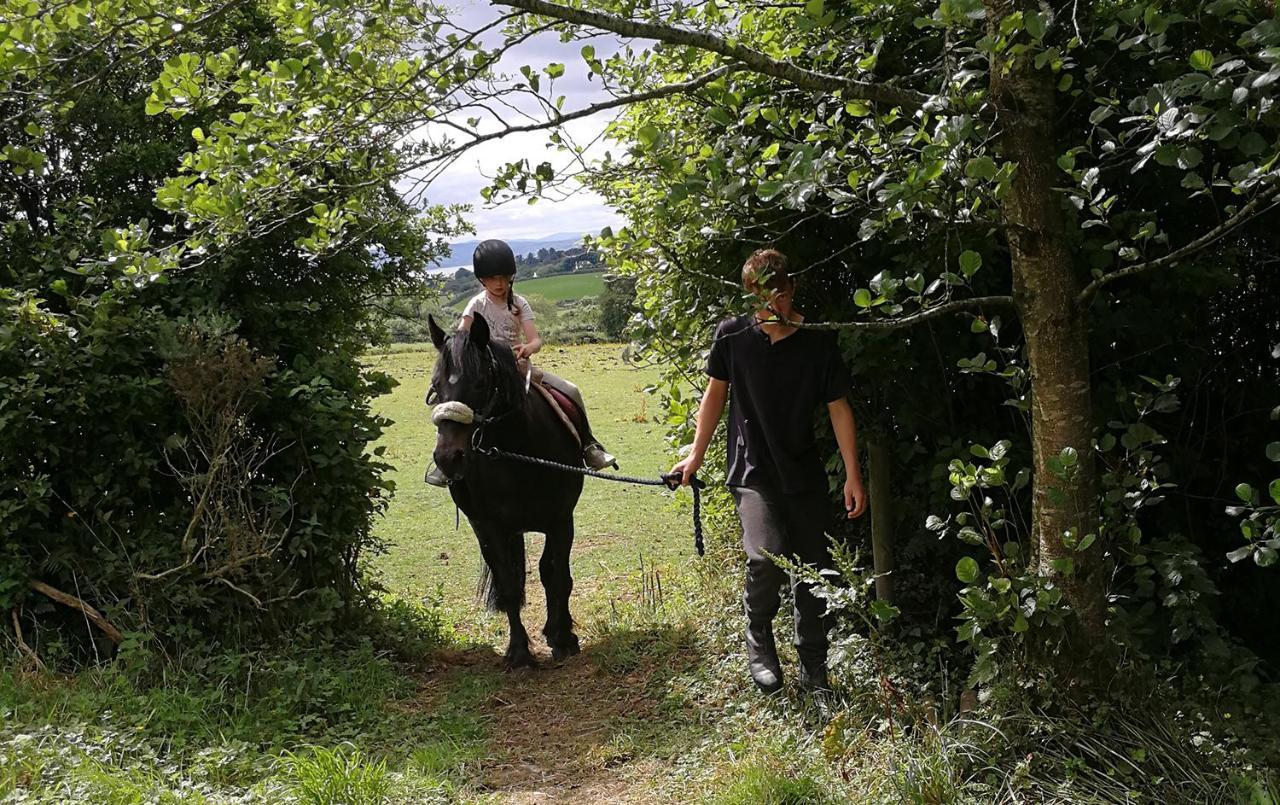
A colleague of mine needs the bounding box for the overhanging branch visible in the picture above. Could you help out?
[492,0,936,109]
[400,63,739,185]
[769,295,1016,332]
[1078,182,1280,306]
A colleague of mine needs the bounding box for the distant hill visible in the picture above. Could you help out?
[430,232,589,269]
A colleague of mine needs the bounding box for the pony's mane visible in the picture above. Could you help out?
[433,328,526,413]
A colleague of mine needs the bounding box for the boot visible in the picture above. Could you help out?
[798,657,830,692]
[424,463,449,488]
[583,442,618,470]
[746,623,783,694]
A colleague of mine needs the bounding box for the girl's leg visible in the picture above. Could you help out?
[539,370,616,468]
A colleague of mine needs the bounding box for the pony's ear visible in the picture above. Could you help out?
[470,312,491,349]
[428,315,448,350]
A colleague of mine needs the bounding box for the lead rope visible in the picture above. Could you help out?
[473,444,706,556]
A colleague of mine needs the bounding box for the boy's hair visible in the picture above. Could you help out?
[741,248,793,292]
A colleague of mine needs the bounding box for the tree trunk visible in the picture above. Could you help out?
[986,1,1106,638]
[868,438,895,604]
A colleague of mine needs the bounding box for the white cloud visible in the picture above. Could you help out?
[399,1,631,240]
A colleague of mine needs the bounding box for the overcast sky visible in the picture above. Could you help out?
[397,1,628,244]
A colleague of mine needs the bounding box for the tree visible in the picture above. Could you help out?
[0,0,467,651]
[444,0,1280,652]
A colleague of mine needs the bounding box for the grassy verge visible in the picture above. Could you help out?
[7,343,1273,803]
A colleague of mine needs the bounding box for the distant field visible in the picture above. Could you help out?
[516,270,605,302]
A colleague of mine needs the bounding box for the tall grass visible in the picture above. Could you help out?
[282,743,390,805]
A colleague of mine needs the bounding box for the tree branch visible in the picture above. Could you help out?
[769,295,1016,332]
[10,608,45,671]
[29,580,124,645]
[399,63,739,184]
[1078,182,1280,305]
[492,0,937,109]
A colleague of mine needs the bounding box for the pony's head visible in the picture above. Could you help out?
[427,313,523,482]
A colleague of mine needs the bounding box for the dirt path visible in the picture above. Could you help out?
[411,593,706,804]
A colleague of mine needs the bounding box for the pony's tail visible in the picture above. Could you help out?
[475,536,526,613]
[476,565,500,612]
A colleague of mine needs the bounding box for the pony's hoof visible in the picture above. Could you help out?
[503,647,537,669]
[550,634,581,662]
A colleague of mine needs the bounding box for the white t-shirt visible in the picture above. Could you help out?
[461,291,535,348]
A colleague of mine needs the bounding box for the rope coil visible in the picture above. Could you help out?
[473,444,706,556]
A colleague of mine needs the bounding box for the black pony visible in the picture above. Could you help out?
[427,313,584,667]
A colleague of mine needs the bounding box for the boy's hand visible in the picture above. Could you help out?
[669,454,703,486]
[512,343,528,360]
[844,477,867,519]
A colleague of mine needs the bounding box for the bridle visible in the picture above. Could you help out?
[428,342,523,452]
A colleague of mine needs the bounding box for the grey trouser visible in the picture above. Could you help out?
[538,370,585,412]
[732,485,834,664]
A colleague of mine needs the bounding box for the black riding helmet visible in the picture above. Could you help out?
[472,239,517,279]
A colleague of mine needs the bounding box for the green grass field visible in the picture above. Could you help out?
[514,271,605,302]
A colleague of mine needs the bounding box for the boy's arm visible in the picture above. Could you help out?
[670,378,729,485]
[828,397,867,518]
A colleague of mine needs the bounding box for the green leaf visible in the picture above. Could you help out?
[869,599,899,624]
[544,62,565,79]
[1236,483,1256,504]
[757,180,783,200]
[965,156,997,180]
[956,556,980,584]
[853,288,872,308]
[636,124,660,148]
[959,250,982,278]
[1189,49,1214,72]
[760,142,780,160]
[805,0,824,18]
[1269,478,1280,505]
[1024,11,1047,40]
[707,107,733,127]
[1238,132,1267,156]
[1265,441,1280,462]
[1227,545,1254,563]
[580,45,595,61]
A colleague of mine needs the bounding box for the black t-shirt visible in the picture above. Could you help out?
[705,315,851,494]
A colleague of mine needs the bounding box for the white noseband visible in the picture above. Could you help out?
[431,401,476,425]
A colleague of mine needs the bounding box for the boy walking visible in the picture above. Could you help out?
[670,249,866,693]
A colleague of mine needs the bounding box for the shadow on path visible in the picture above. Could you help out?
[411,622,704,803]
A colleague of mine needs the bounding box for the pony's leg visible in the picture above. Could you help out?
[475,524,534,668]
[540,515,580,661]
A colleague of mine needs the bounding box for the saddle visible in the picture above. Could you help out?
[532,381,584,449]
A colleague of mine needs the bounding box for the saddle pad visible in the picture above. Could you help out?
[533,383,583,448]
